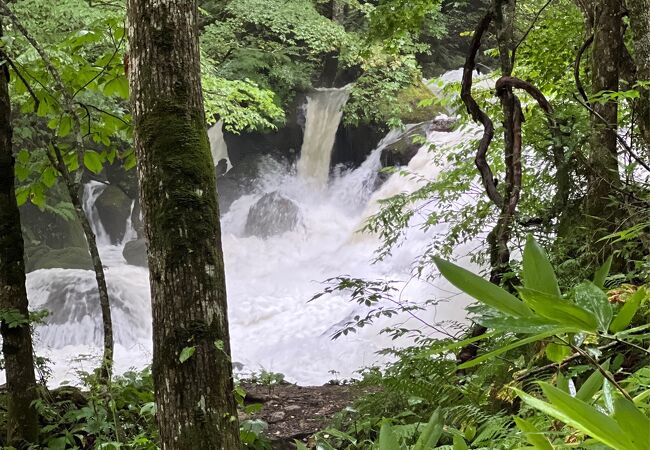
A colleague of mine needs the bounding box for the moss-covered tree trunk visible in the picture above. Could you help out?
[586,0,622,226]
[126,1,241,448]
[0,21,39,446]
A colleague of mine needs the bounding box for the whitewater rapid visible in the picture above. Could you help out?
[21,84,482,386]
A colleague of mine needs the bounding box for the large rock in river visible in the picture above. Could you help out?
[244,192,302,238]
[380,118,455,167]
[122,238,148,267]
[95,185,133,244]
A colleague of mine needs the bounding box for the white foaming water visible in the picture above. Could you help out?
[82,182,111,247]
[19,80,480,386]
[296,87,350,187]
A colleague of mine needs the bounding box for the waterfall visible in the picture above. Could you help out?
[14,72,481,387]
[82,182,111,247]
[296,87,350,186]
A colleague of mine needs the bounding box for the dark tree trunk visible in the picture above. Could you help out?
[0,21,39,445]
[586,0,623,223]
[627,0,650,149]
[127,1,241,449]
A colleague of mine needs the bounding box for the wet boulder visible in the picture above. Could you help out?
[95,185,133,244]
[244,192,302,238]
[123,238,148,267]
[380,118,455,168]
[24,245,92,272]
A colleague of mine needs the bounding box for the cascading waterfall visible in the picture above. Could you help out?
[82,182,111,247]
[296,87,350,186]
[16,75,481,386]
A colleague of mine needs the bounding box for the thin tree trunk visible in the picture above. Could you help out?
[47,144,114,381]
[127,1,241,448]
[0,20,39,445]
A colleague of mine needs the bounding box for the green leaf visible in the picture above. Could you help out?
[593,255,613,289]
[379,422,401,450]
[513,416,553,450]
[83,150,103,174]
[612,397,650,449]
[523,235,560,297]
[15,164,30,182]
[17,149,30,165]
[610,287,647,333]
[452,434,469,450]
[179,346,196,363]
[434,257,533,318]
[458,329,567,369]
[58,115,72,138]
[104,76,129,99]
[41,166,59,188]
[573,282,612,332]
[545,342,571,363]
[518,288,598,332]
[477,315,562,334]
[514,382,637,450]
[413,408,442,450]
[575,361,609,402]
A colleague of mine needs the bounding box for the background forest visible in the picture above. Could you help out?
[0,0,648,449]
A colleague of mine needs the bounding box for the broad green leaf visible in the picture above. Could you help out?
[523,235,560,297]
[104,76,129,99]
[513,416,553,450]
[514,383,636,450]
[41,166,59,188]
[477,314,562,334]
[458,329,567,369]
[17,149,30,165]
[573,282,612,332]
[593,255,613,289]
[518,288,598,332]
[30,184,45,207]
[434,257,533,318]
[179,346,195,363]
[379,423,401,450]
[612,397,650,449]
[545,342,571,363]
[15,164,30,182]
[58,115,72,138]
[452,434,469,450]
[610,287,647,333]
[413,408,442,450]
[15,187,29,206]
[575,361,609,402]
[83,150,103,174]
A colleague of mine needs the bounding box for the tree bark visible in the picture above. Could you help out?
[126,1,241,449]
[586,0,623,224]
[0,20,39,445]
[626,0,650,149]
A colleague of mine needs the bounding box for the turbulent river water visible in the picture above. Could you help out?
[22,80,479,386]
